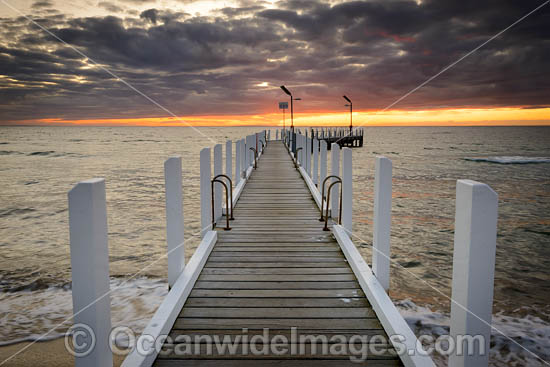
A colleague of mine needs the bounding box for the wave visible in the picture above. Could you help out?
[396,299,550,367]
[0,277,167,346]
[464,156,550,164]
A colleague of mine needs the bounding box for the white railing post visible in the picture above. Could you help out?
[68,178,112,367]
[235,140,241,183]
[164,157,185,289]
[449,180,498,367]
[213,144,222,221]
[246,135,254,167]
[342,148,352,233]
[241,138,246,176]
[200,148,211,237]
[320,140,327,192]
[330,143,340,220]
[302,135,306,165]
[373,156,392,291]
[313,138,319,186]
[306,137,312,177]
[268,130,271,141]
[225,140,232,182]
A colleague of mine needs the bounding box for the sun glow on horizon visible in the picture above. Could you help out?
[7,107,550,127]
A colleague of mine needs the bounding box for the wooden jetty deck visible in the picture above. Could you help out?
[67,128,500,367]
[153,141,402,366]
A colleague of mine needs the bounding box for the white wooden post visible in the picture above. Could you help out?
[225,140,232,182]
[164,157,185,289]
[306,137,312,177]
[449,180,498,367]
[213,144,222,221]
[297,134,302,165]
[373,156,392,291]
[246,135,254,167]
[330,143,340,220]
[313,138,319,186]
[68,178,113,367]
[320,140,327,192]
[245,135,250,167]
[341,148,352,233]
[235,140,241,183]
[200,148,211,237]
[302,135,306,165]
[241,138,247,178]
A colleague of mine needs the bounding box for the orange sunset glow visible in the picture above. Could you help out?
[19,107,550,127]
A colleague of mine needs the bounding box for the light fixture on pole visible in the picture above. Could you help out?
[280,85,301,153]
[343,95,352,132]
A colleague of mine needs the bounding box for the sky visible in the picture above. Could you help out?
[0,0,549,126]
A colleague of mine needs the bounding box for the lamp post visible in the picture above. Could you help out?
[280,85,301,153]
[343,95,352,133]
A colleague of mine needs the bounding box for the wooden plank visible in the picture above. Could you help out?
[180,307,375,318]
[197,274,355,281]
[210,251,343,257]
[172,318,383,330]
[156,343,397,359]
[184,298,368,308]
[207,256,345,263]
[214,242,339,247]
[200,268,353,275]
[204,262,349,268]
[156,358,402,366]
[193,281,360,289]
[189,289,365,298]
[212,247,339,252]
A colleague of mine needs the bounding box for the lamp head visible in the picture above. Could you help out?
[343,95,352,103]
[280,85,292,96]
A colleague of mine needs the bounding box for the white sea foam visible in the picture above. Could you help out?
[464,156,550,164]
[395,299,550,366]
[0,277,167,346]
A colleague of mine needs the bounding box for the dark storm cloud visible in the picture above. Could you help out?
[31,1,54,9]
[0,0,549,122]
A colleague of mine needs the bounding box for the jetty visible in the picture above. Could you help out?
[291,127,364,149]
[66,128,499,367]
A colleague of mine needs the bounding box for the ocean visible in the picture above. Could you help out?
[1,126,549,366]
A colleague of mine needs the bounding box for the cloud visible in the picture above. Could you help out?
[97,2,125,13]
[0,0,548,123]
[31,1,54,9]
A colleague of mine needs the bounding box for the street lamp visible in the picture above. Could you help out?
[343,95,352,133]
[281,85,301,152]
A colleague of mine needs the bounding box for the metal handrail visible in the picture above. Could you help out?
[323,178,343,231]
[319,175,341,221]
[294,147,303,169]
[249,147,258,169]
[211,178,231,230]
[213,174,234,220]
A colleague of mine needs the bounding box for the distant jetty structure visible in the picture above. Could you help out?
[295,127,364,149]
[66,129,498,367]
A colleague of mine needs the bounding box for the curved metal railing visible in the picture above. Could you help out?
[211,174,233,230]
[319,175,343,230]
[294,147,303,169]
[249,147,258,169]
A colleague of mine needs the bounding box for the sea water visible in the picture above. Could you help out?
[1,126,549,366]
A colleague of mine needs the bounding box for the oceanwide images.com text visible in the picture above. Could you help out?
[65,324,487,362]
